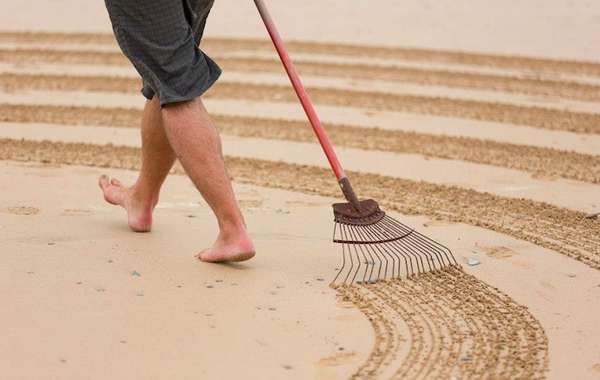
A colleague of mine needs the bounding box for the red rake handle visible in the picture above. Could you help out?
[253,0,345,180]
[253,0,361,207]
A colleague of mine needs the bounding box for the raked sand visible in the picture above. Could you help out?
[2,1,600,379]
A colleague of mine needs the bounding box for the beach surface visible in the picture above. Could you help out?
[1,1,600,379]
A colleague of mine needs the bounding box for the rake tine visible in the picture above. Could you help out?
[384,216,454,268]
[394,216,455,266]
[355,225,384,282]
[367,220,410,278]
[361,222,401,279]
[344,225,362,284]
[341,224,354,284]
[359,225,390,280]
[372,220,422,276]
[331,223,346,285]
[414,230,458,266]
[382,217,438,272]
[380,217,435,273]
[347,226,372,284]
[386,217,447,269]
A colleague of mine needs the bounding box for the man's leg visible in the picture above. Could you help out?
[99,97,175,232]
[161,97,255,262]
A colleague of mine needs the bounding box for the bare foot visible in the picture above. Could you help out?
[197,229,256,263]
[98,175,156,232]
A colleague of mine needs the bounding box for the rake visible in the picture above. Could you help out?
[253,0,459,284]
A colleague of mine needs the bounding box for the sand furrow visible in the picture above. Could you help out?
[339,286,401,379]
[337,268,548,379]
[1,31,599,77]
[3,48,600,102]
[0,138,597,271]
[2,104,598,184]
[1,73,599,134]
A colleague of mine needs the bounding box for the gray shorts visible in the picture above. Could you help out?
[104,0,221,107]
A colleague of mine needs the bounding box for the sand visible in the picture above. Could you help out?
[2,2,600,379]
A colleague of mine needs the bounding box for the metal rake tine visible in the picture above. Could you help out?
[344,225,362,284]
[354,225,385,282]
[360,223,399,280]
[372,220,423,276]
[382,217,439,271]
[341,224,355,284]
[384,216,454,268]
[331,223,346,285]
[358,225,391,280]
[380,216,436,273]
[413,229,458,266]
[347,225,372,284]
[389,216,456,266]
[366,219,409,278]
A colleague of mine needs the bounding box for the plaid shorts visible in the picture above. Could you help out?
[104,0,221,106]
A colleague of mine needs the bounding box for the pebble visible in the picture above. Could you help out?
[131,271,141,277]
[467,257,480,266]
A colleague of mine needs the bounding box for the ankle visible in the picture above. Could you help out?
[218,220,248,239]
[130,185,159,208]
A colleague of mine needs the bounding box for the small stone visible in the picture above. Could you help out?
[107,259,113,264]
[95,287,106,292]
[467,257,480,266]
[26,271,34,275]
[567,273,576,278]
[585,212,599,219]
[268,307,277,311]
[338,347,344,351]
[131,271,141,277]
[316,278,324,282]
[283,365,293,370]
[206,285,214,289]
[48,242,55,246]
[120,340,127,344]
[76,281,82,285]
[215,279,223,283]
[136,292,144,297]
[176,285,182,288]
[187,214,196,218]
[59,358,67,364]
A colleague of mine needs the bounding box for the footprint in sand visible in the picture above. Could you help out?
[4,206,40,216]
[481,245,518,259]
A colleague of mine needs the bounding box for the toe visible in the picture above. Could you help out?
[110,178,122,187]
[98,175,110,189]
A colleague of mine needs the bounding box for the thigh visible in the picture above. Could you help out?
[105,0,221,105]
[186,0,216,44]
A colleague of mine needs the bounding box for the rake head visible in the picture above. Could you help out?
[331,199,458,285]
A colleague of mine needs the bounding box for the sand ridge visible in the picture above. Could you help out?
[1,138,598,272]
[337,267,548,379]
[2,31,600,77]
[3,47,600,102]
[2,73,600,134]
[2,103,599,184]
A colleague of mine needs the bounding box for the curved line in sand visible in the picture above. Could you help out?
[337,268,549,379]
[1,73,599,134]
[0,31,599,77]
[2,48,600,102]
[0,138,598,270]
[1,104,598,184]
